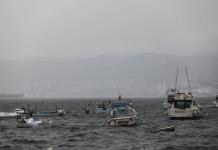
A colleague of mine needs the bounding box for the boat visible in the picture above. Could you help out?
[151,126,175,133]
[108,104,139,126]
[17,118,42,128]
[94,101,112,114]
[166,66,202,119]
[160,125,175,131]
[17,117,42,128]
[84,94,130,114]
[16,112,42,128]
[31,104,66,117]
[163,67,179,110]
[0,108,25,118]
[85,101,112,114]
[211,95,218,108]
[163,88,177,110]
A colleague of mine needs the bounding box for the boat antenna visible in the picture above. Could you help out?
[185,65,192,94]
[174,66,179,93]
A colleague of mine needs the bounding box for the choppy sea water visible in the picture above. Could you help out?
[0,98,218,150]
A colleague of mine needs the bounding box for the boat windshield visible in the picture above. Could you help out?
[112,107,133,117]
[174,100,192,109]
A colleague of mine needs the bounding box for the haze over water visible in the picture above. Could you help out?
[0,1,218,150]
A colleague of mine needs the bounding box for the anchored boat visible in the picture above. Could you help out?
[0,108,25,118]
[16,112,42,128]
[31,104,66,117]
[166,66,201,119]
[151,125,176,133]
[211,95,218,108]
[108,103,139,126]
[163,67,179,110]
[163,88,177,110]
[84,94,130,114]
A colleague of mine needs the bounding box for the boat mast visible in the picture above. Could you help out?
[174,66,179,93]
[185,65,192,94]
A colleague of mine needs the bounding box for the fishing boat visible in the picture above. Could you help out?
[16,112,42,128]
[94,101,112,114]
[0,108,25,118]
[108,104,139,126]
[85,101,112,114]
[32,104,66,117]
[84,94,130,114]
[166,66,202,119]
[17,118,42,128]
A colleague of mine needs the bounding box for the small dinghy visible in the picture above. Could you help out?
[160,126,175,131]
[151,126,175,133]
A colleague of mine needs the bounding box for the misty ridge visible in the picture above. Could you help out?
[0,53,217,98]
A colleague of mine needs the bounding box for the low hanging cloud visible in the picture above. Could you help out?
[0,0,217,59]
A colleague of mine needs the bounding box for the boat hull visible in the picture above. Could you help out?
[167,108,201,119]
[108,116,137,126]
[17,123,33,128]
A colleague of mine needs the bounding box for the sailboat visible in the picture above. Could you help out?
[166,66,202,119]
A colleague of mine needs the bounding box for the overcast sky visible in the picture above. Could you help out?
[0,0,218,59]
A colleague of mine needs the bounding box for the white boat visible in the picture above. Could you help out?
[166,66,201,119]
[211,96,218,108]
[108,106,139,126]
[163,88,177,110]
[0,108,24,118]
[167,92,201,119]
[163,67,179,110]
[57,109,66,116]
[17,117,42,128]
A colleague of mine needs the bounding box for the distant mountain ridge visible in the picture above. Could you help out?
[0,53,217,98]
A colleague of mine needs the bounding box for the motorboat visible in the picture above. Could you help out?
[17,117,42,128]
[211,95,218,108]
[16,112,42,128]
[32,104,66,117]
[163,67,179,110]
[0,108,25,118]
[85,101,111,114]
[94,101,112,114]
[166,66,202,119]
[163,88,177,110]
[108,105,139,126]
[167,92,201,119]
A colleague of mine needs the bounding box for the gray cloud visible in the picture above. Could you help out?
[0,0,218,59]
